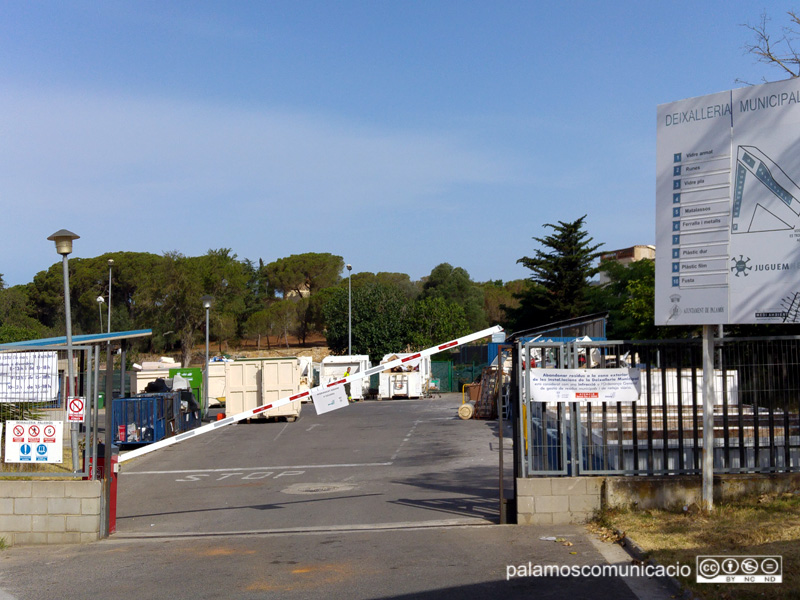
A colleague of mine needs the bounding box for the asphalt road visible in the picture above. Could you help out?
[0,394,678,599]
[115,395,512,535]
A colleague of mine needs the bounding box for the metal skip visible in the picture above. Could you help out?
[117,325,503,465]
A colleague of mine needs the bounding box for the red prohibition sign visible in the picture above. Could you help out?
[13,425,24,436]
[69,398,83,413]
[28,425,40,437]
[44,425,56,437]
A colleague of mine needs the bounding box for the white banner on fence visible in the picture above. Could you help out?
[4,420,63,464]
[0,351,59,403]
[529,368,641,403]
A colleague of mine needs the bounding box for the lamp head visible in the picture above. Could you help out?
[201,295,214,309]
[47,229,80,256]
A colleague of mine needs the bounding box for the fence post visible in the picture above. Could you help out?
[702,325,716,511]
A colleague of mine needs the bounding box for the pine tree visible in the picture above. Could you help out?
[506,216,602,331]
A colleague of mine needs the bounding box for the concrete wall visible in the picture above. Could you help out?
[517,473,800,524]
[516,477,602,525]
[0,480,101,546]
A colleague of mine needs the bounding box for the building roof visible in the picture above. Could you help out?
[0,329,152,350]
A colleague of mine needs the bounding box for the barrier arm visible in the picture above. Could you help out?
[117,325,504,465]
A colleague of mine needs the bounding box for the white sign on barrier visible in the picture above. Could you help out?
[529,368,641,403]
[311,385,349,415]
[5,420,63,464]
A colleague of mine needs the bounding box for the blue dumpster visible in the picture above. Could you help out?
[112,390,200,445]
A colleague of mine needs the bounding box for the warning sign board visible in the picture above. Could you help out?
[5,420,63,463]
[529,368,642,404]
[67,396,85,423]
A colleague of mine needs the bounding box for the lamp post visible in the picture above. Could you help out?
[96,296,105,333]
[346,264,352,355]
[202,295,213,419]
[107,259,113,334]
[47,229,80,471]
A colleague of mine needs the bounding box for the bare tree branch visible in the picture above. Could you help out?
[741,11,800,81]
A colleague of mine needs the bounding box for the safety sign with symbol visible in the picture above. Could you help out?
[4,421,63,464]
[67,396,86,423]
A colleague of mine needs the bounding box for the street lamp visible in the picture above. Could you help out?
[47,229,80,471]
[107,259,113,334]
[96,296,105,333]
[201,295,214,419]
[346,264,352,355]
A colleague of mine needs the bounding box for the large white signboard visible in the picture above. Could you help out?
[4,420,63,464]
[656,79,800,325]
[0,351,59,402]
[529,368,641,403]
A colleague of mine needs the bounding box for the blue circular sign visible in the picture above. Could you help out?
[20,444,31,456]
[36,444,48,456]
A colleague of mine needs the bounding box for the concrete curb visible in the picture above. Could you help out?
[614,528,702,600]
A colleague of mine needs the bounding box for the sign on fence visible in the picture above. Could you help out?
[529,368,641,403]
[67,396,85,423]
[0,351,58,403]
[4,420,63,463]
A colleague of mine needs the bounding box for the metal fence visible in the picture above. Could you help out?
[517,336,800,477]
[0,345,101,478]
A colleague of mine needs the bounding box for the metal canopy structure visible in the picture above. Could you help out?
[0,329,152,350]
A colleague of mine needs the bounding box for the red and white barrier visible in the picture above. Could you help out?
[117,325,503,465]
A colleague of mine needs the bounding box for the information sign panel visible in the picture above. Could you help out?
[656,79,800,325]
[4,420,63,463]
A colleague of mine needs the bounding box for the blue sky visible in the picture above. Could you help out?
[0,1,786,287]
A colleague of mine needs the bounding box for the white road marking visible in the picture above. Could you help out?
[272,422,289,442]
[123,461,393,475]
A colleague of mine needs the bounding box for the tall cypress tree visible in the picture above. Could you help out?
[506,216,602,331]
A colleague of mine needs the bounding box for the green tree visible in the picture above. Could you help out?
[268,298,299,348]
[323,282,411,361]
[135,249,247,366]
[589,259,658,339]
[507,216,602,331]
[264,253,344,297]
[420,264,487,331]
[0,285,49,340]
[406,297,469,350]
[480,280,525,329]
[244,309,275,350]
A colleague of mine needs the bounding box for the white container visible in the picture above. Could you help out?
[222,358,302,421]
[206,362,228,407]
[378,353,431,399]
[320,355,371,400]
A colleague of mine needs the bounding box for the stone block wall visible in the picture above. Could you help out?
[0,480,101,546]
[516,477,602,525]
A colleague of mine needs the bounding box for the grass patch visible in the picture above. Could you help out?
[2,447,80,478]
[589,491,800,600]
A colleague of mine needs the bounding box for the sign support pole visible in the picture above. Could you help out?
[702,324,716,511]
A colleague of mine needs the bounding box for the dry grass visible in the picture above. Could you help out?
[591,491,800,599]
[2,447,79,477]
